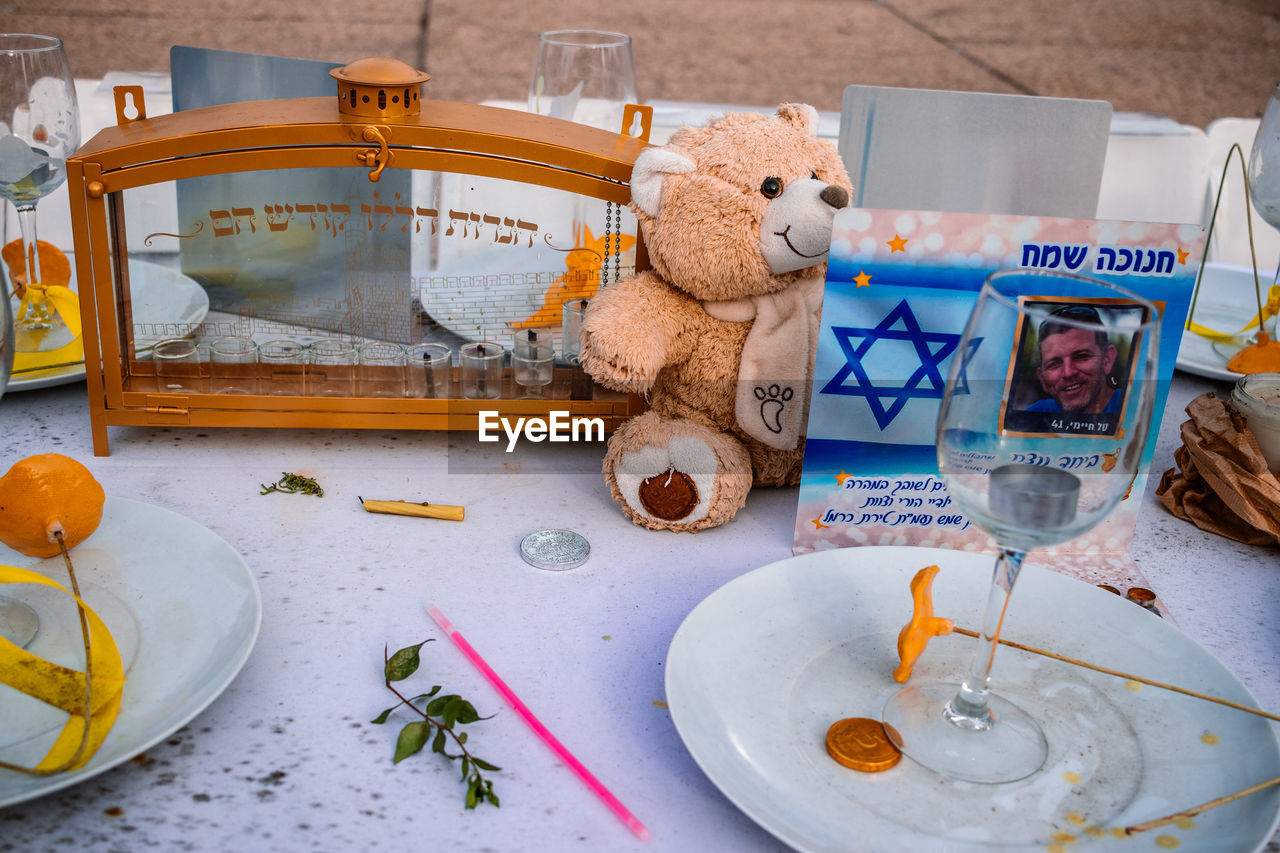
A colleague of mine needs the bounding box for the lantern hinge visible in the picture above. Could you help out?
[145,396,190,423]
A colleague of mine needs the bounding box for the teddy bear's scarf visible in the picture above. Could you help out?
[702,274,825,450]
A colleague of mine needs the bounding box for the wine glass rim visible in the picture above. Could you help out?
[0,34,65,53]
[983,267,1161,329]
[537,29,632,48]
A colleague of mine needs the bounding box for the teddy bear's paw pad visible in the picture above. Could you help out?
[615,435,718,525]
[639,470,699,521]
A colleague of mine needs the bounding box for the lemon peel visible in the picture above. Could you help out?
[0,563,125,774]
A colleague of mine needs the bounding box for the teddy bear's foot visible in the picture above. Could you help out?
[604,411,752,531]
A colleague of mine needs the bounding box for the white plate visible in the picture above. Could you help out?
[0,497,261,807]
[666,546,1280,852]
[6,256,210,392]
[1178,262,1273,383]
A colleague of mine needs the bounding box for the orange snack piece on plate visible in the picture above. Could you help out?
[2,238,73,289]
[1227,329,1280,374]
[892,565,954,683]
[0,453,105,558]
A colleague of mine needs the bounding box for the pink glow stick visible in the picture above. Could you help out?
[427,605,651,842]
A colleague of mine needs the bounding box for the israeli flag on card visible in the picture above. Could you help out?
[810,284,978,446]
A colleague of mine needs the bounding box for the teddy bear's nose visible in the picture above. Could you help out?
[820,185,849,209]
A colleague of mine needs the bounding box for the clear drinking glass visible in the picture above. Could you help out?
[209,335,258,394]
[880,269,1161,784]
[152,337,204,393]
[259,338,306,396]
[307,338,356,397]
[358,341,407,398]
[459,341,504,399]
[0,35,79,343]
[406,342,452,399]
[513,329,554,398]
[1247,83,1280,341]
[561,297,588,364]
[528,30,637,133]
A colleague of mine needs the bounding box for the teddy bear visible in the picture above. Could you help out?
[579,104,852,531]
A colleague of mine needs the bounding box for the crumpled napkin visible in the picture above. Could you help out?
[1156,392,1280,546]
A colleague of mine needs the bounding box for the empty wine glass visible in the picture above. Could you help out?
[528,30,637,133]
[0,34,79,647]
[527,31,639,258]
[881,268,1160,784]
[0,34,80,348]
[1247,83,1280,340]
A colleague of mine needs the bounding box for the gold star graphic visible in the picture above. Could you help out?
[812,517,830,530]
[1177,248,1189,265]
[886,234,908,253]
[854,271,873,288]
[834,469,851,485]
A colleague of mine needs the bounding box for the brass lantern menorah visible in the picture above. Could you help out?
[66,57,652,455]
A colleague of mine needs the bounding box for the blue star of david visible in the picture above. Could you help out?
[820,299,967,430]
[953,335,984,396]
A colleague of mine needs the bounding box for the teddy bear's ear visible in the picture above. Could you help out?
[775,103,820,138]
[630,147,697,218]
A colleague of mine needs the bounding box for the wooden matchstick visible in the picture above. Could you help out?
[951,626,1280,723]
[1124,776,1280,835]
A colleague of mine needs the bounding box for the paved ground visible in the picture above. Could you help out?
[7,0,1280,128]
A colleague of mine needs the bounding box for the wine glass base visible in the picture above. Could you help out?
[0,597,39,648]
[0,580,142,752]
[882,680,1048,783]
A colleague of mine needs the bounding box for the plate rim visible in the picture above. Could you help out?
[0,495,262,808]
[665,545,1280,853]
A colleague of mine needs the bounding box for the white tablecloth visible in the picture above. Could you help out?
[0,369,1276,851]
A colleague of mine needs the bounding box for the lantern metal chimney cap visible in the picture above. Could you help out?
[330,57,430,118]
[330,57,430,87]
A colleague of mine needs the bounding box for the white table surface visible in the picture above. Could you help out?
[0,368,1277,852]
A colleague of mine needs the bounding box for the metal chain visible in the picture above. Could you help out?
[602,202,613,287]
[602,201,621,287]
[611,202,622,284]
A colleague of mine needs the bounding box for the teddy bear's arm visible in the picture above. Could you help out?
[579,271,691,394]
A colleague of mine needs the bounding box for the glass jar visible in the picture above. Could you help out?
[1230,372,1280,473]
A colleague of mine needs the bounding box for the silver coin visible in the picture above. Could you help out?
[520,529,590,571]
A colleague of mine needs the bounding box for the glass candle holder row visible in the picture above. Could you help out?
[149,335,563,400]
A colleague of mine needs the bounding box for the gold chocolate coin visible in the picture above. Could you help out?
[825,717,902,772]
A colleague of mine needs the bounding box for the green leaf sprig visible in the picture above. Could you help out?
[259,472,324,497]
[372,640,501,809]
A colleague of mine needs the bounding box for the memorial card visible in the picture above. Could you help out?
[793,209,1203,587]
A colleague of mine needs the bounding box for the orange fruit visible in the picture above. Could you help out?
[1,238,72,289]
[0,454,106,558]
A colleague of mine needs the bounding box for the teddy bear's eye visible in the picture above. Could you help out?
[760,177,783,199]
[810,171,819,180]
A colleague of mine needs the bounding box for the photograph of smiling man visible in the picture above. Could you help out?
[1001,301,1149,437]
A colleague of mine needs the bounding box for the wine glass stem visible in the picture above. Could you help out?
[15,203,41,285]
[945,546,1027,730]
[13,203,53,328]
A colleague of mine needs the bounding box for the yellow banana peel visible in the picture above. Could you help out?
[1187,283,1280,344]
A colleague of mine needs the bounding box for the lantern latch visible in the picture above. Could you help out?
[357,125,391,182]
